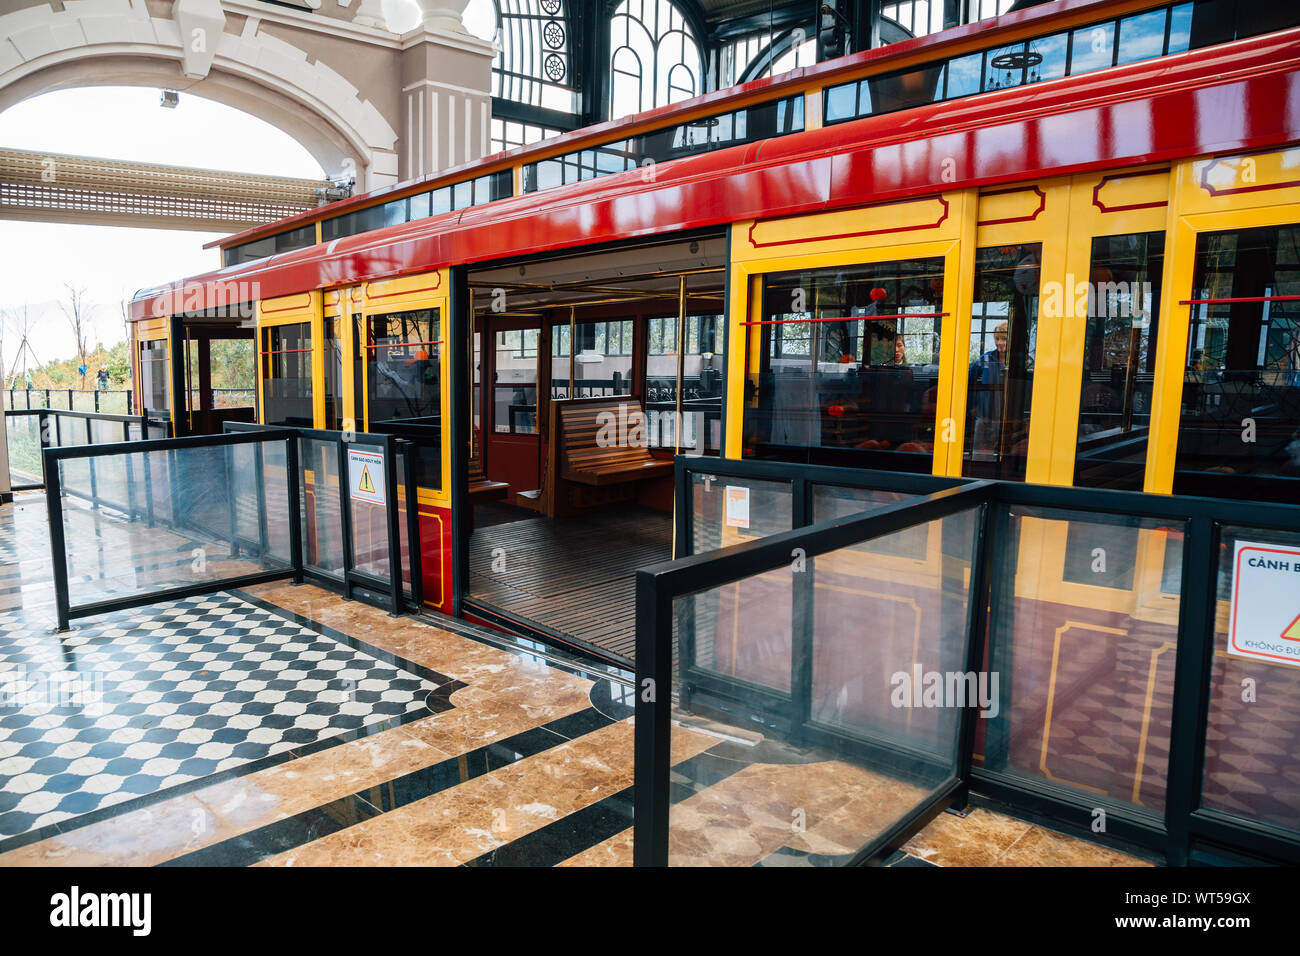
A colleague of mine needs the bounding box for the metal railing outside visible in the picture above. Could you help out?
[635,456,1300,866]
[5,408,152,491]
[8,388,134,415]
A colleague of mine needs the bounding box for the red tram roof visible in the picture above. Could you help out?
[136,24,1300,322]
[200,0,1144,254]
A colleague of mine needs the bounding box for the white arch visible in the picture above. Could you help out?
[0,1,400,189]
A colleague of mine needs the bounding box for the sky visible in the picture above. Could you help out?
[0,87,325,376]
[0,0,498,378]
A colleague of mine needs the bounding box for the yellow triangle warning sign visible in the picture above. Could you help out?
[1284,611,1300,642]
[358,465,375,495]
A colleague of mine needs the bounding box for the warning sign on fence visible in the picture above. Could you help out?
[348,449,385,506]
[1227,539,1300,668]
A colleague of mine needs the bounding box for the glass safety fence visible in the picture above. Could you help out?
[639,458,1300,866]
[44,430,300,629]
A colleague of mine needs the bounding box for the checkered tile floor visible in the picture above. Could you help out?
[0,592,440,838]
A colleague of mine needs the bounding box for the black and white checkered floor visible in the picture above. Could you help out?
[0,592,442,838]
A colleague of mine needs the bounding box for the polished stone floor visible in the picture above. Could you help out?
[0,492,1153,866]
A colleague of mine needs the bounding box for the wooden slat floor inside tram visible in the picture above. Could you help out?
[467,502,672,663]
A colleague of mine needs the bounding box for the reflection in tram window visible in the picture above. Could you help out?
[963,244,1041,481]
[139,339,169,413]
[366,309,441,425]
[1175,224,1300,501]
[1074,232,1165,489]
[552,320,634,400]
[494,328,539,434]
[261,322,313,427]
[743,258,944,470]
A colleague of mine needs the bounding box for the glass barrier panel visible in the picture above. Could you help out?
[6,414,42,485]
[300,437,345,579]
[59,441,293,610]
[347,441,391,581]
[57,417,93,503]
[667,508,977,865]
[679,565,794,696]
[980,505,1184,813]
[810,509,976,768]
[812,484,927,559]
[1201,525,1300,834]
[687,473,791,556]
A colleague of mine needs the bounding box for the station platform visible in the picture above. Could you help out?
[0,491,1150,867]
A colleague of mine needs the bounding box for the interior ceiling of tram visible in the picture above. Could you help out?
[467,235,728,315]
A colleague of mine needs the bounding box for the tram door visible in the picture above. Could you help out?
[482,318,542,500]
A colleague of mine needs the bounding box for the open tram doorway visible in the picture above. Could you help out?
[463,234,727,663]
[174,314,258,436]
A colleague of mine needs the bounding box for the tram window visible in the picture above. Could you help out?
[552,321,634,399]
[645,315,724,455]
[261,322,313,427]
[139,339,169,412]
[1074,232,1165,490]
[366,309,440,424]
[743,258,944,470]
[1168,2,1193,52]
[323,316,344,431]
[963,244,1041,482]
[366,308,442,489]
[1070,21,1116,74]
[1118,8,1170,65]
[494,329,538,434]
[1174,224,1300,502]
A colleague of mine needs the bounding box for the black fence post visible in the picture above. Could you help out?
[1164,514,1218,865]
[633,567,673,867]
[337,435,355,601]
[956,494,997,804]
[384,436,402,616]
[286,436,304,584]
[37,410,49,488]
[86,417,100,510]
[43,447,72,632]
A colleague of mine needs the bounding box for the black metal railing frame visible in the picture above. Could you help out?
[635,456,1300,867]
[7,388,134,415]
[43,428,304,631]
[225,422,423,616]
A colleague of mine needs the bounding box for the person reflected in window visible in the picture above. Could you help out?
[970,321,1008,452]
[891,333,906,365]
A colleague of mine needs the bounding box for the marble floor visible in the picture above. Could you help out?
[0,491,1155,866]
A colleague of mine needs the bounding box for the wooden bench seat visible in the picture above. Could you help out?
[556,398,674,486]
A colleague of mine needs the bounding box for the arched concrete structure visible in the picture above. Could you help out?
[0,0,495,190]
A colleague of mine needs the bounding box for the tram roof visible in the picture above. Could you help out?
[132,19,1300,322]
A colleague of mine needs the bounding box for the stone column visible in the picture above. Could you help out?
[414,1,474,33]
[399,27,496,180]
